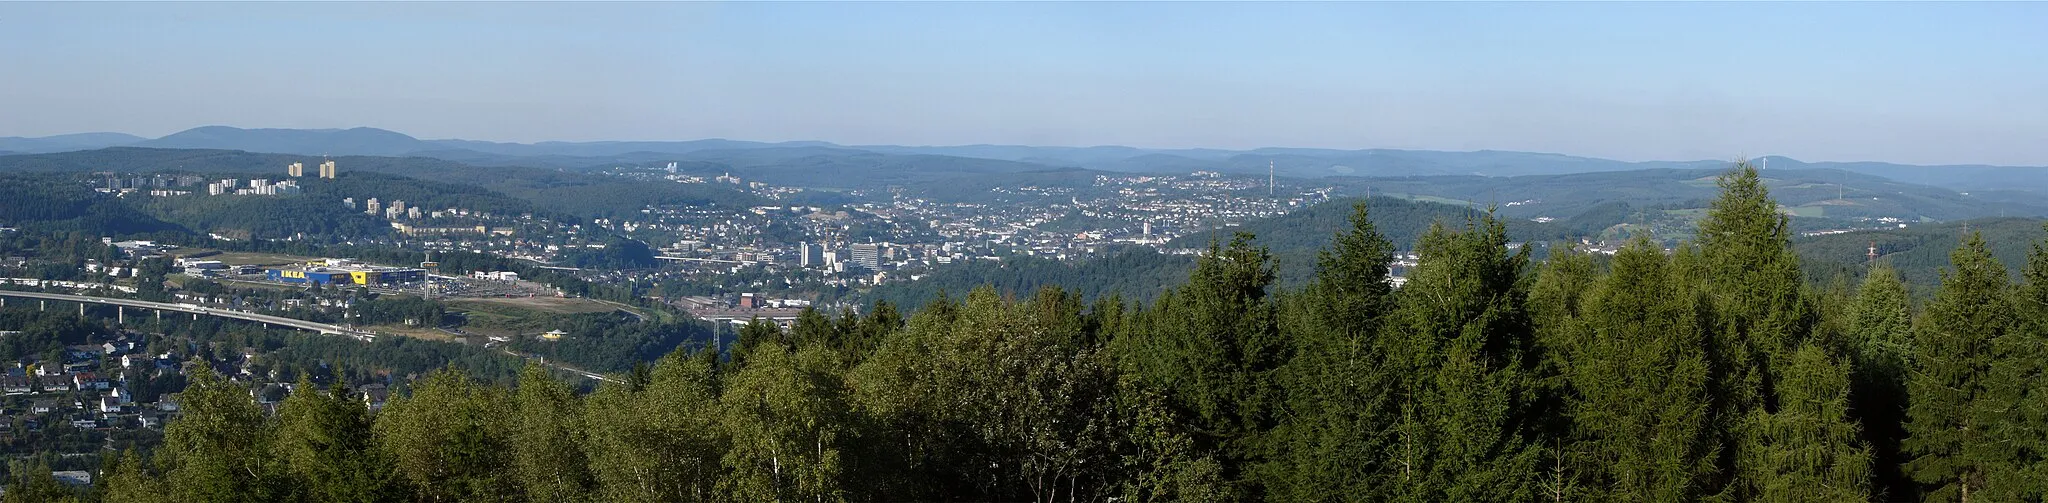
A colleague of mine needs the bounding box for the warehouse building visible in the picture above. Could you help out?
[266,261,426,286]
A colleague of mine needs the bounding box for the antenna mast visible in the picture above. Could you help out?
[1868,241,1878,265]
[1268,160,1275,197]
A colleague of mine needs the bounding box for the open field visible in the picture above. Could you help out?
[449,296,618,315]
[365,324,461,342]
[447,296,627,337]
[177,248,324,267]
[1783,205,1826,218]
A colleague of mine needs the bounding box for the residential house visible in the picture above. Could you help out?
[73,372,109,391]
[37,375,71,392]
[2,376,32,395]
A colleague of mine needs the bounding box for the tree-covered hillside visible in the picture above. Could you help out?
[1796,217,2048,289]
[0,148,765,219]
[38,163,2048,502]
[0,174,184,235]
[865,246,1196,309]
[1168,196,1573,285]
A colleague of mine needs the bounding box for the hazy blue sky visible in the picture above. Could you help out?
[3,2,2044,165]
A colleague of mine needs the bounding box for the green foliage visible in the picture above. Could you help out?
[1904,233,2015,501]
[1741,344,1872,501]
[159,361,279,502]
[1796,217,2047,290]
[96,450,168,503]
[1560,238,1718,501]
[849,287,1124,501]
[718,343,850,502]
[0,173,182,236]
[867,246,1196,309]
[1847,265,1917,500]
[512,363,592,502]
[1113,232,1282,497]
[581,350,725,502]
[47,162,2048,503]
[1166,196,1568,286]
[1260,202,1403,501]
[271,377,391,502]
[1382,213,1543,502]
[372,368,518,502]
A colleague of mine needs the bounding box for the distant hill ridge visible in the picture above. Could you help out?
[6,125,2048,191]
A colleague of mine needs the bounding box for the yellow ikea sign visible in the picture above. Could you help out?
[282,270,306,279]
[351,272,370,284]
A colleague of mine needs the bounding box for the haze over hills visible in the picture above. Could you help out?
[10,125,2048,193]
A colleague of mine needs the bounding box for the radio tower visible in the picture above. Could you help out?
[1268,160,1275,197]
[1867,241,1878,265]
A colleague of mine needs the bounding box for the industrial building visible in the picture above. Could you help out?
[266,260,426,286]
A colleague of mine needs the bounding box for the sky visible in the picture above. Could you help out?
[2,2,2045,165]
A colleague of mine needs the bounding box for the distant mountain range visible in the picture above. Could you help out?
[6,125,2048,192]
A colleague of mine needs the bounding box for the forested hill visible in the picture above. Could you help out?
[52,163,2048,503]
[864,246,1196,309]
[0,148,766,219]
[1168,196,1575,284]
[1167,196,1573,252]
[1796,217,2048,289]
[0,173,185,235]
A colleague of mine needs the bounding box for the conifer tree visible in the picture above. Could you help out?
[1905,233,2014,501]
[1847,264,1915,500]
[1566,237,1718,502]
[1977,227,2048,500]
[1262,202,1402,501]
[1112,232,1281,497]
[272,376,389,502]
[1117,379,1228,503]
[1742,344,1872,501]
[1694,162,1816,498]
[1382,214,1540,502]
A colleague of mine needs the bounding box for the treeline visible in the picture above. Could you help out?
[1166,195,1571,286]
[1795,216,2047,291]
[0,147,766,221]
[22,164,2048,502]
[0,174,184,236]
[866,245,1196,308]
[506,312,703,374]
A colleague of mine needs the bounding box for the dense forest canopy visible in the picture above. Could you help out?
[16,162,2048,503]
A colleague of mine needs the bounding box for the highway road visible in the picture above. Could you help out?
[0,290,376,341]
[5,289,625,383]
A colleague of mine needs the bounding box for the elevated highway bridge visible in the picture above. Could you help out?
[0,290,376,342]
